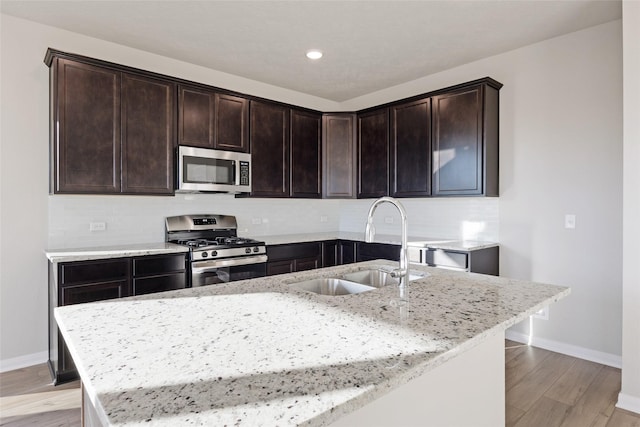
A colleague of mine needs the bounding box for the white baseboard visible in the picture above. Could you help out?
[0,351,48,373]
[505,330,622,369]
[617,393,640,415]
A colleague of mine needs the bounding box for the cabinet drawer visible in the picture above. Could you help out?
[133,254,186,277]
[133,273,186,296]
[424,249,468,270]
[267,242,321,261]
[356,242,400,262]
[61,280,130,305]
[267,260,295,276]
[60,259,130,285]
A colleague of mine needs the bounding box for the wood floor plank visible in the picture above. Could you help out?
[560,366,621,427]
[514,396,571,427]
[545,358,603,405]
[508,350,576,411]
[507,403,526,427]
[0,388,81,417]
[606,409,640,427]
[506,344,553,391]
[0,408,81,427]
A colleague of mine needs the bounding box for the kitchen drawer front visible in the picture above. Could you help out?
[295,256,321,272]
[133,253,186,277]
[133,273,187,296]
[60,280,131,305]
[356,242,400,262]
[267,242,321,261]
[424,249,468,270]
[60,259,130,285]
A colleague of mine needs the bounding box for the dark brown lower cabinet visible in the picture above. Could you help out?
[49,254,187,384]
[356,242,401,262]
[266,242,322,276]
[322,240,357,267]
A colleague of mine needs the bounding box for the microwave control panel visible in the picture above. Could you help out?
[239,161,250,186]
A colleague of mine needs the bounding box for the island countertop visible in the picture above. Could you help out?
[55,260,569,426]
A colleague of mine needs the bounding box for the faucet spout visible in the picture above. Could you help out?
[364,197,409,299]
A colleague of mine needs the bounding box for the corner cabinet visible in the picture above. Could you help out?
[178,84,249,152]
[322,114,357,199]
[47,52,176,195]
[358,108,390,198]
[432,81,500,196]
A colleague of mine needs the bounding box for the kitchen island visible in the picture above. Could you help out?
[55,260,569,426]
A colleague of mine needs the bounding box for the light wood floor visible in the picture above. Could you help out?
[1,341,639,426]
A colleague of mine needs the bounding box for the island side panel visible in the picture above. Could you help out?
[330,332,505,427]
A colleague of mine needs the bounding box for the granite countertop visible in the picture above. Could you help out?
[259,231,498,252]
[45,242,188,263]
[55,260,569,427]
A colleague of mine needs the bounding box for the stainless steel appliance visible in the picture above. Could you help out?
[177,146,251,193]
[166,214,266,286]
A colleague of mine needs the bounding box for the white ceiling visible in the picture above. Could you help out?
[1,1,621,102]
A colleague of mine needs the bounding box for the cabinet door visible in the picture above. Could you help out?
[178,85,215,148]
[290,110,321,198]
[323,114,357,198]
[250,101,290,197]
[322,240,338,267]
[391,98,431,197]
[339,240,357,264]
[53,58,121,193]
[432,85,485,196]
[295,256,321,272]
[215,94,249,152]
[358,109,389,198]
[121,73,175,194]
[356,242,399,262]
[267,260,295,276]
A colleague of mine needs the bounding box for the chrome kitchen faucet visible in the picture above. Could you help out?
[365,196,409,301]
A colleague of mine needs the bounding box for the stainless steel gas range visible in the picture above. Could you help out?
[165,214,267,287]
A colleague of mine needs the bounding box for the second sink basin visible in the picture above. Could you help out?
[291,278,375,296]
[342,269,428,288]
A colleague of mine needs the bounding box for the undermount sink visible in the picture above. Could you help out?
[291,278,375,296]
[342,269,428,288]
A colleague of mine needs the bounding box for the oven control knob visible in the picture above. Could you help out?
[253,247,260,253]
[201,252,208,258]
[211,251,217,257]
[245,248,251,254]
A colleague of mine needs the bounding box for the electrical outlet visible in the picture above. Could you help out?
[384,216,394,224]
[251,218,262,225]
[320,215,328,223]
[89,222,106,232]
[533,306,549,320]
[262,218,269,224]
[565,214,576,229]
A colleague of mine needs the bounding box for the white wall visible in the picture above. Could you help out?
[618,1,640,414]
[0,14,625,370]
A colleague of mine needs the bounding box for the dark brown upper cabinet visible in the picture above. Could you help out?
[250,100,290,197]
[432,82,499,196]
[390,98,432,197]
[51,58,121,194]
[121,74,175,194]
[290,110,322,198]
[357,108,390,198]
[49,55,176,195]
[322,114,357,199]
[178,85,249,152]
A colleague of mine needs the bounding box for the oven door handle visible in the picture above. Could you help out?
[191,255,268,272]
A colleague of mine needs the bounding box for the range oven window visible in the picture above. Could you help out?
[184,156,235,185]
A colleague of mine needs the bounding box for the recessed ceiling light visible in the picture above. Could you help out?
[306,50,323,60]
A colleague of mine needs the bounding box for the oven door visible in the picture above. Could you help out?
[190,255,267,287]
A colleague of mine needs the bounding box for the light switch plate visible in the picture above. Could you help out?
[89,222,106,232]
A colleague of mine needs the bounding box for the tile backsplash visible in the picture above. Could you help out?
[48,194,498,248]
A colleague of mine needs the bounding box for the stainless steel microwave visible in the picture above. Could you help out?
[177,146,251,193]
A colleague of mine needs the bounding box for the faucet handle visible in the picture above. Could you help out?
[390,268,407,278]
